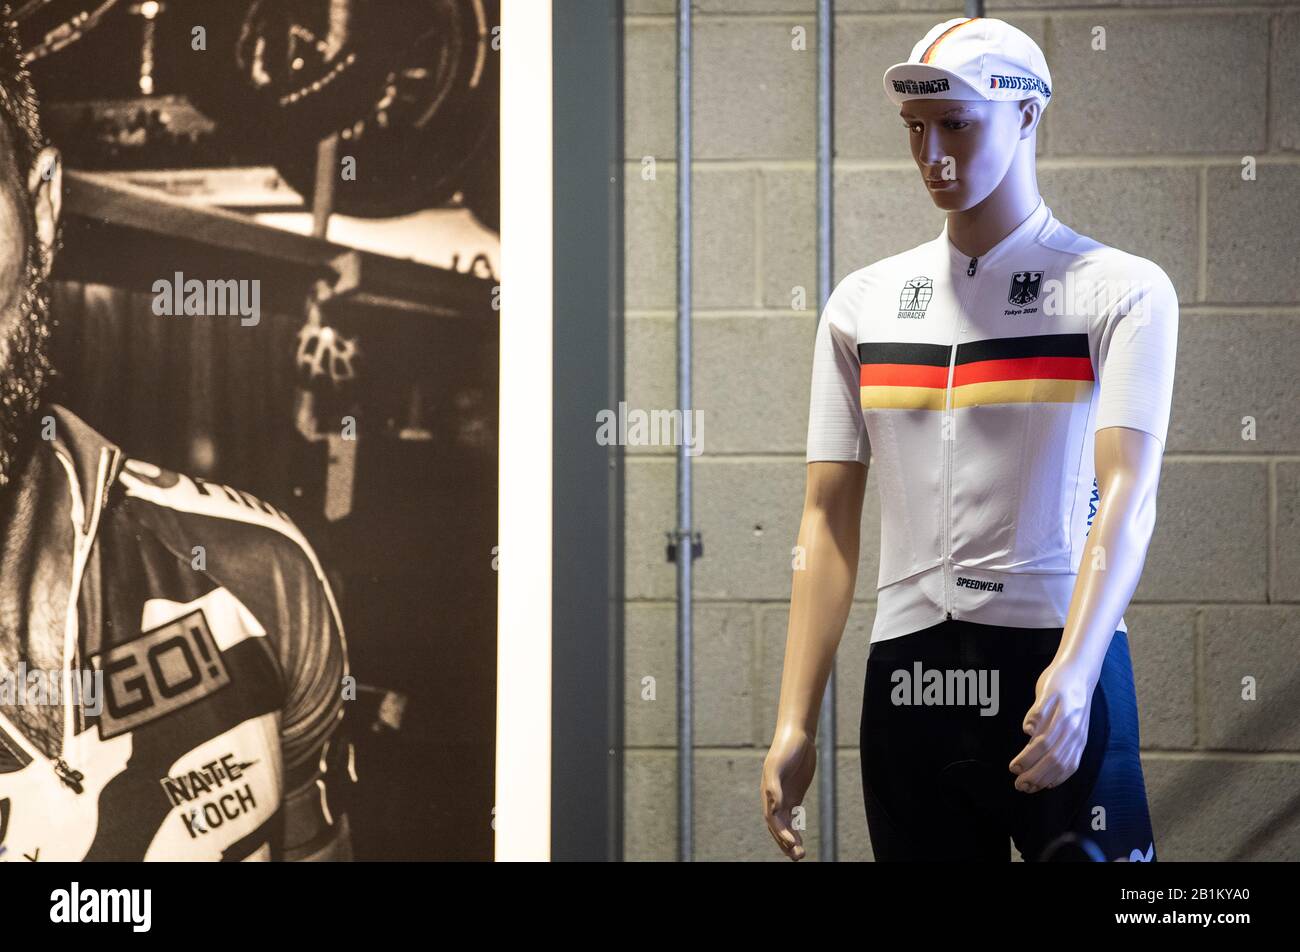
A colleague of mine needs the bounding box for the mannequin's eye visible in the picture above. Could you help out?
[904,121,922,134]
[943,120,970,130]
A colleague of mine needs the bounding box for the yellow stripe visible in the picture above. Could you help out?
[860,379,1093,411]
[861,386,948,411]
[952,378,1093,408]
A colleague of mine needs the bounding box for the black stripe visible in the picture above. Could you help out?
[222,809,283,861]
[956,333,1091,365]
[0,726,31,772]
[858,341,953,367]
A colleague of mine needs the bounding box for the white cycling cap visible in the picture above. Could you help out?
[883,17,1052,109]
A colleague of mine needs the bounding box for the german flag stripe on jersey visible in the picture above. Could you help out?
[857,333,1094,411]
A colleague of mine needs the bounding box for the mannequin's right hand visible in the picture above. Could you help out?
[761,725,816,861]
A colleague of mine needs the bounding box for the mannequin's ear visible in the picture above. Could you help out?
[27,146,62,278]
[1018,99,1043,139]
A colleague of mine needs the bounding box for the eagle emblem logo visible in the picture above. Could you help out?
[1008,271,1043,306]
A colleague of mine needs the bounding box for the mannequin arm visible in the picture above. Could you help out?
[762,459,866,859]
[1009,425,1163,792]
[775,459,868,736]
[1054,425,1164,684]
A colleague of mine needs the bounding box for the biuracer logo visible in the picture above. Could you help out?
[898,276,934,319]
[891,77,950,96]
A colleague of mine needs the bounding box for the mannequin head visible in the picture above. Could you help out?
[900,96,1041,213]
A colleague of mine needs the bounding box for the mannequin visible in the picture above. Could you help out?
[761,18,1173,862]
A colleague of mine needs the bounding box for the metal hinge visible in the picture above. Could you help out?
[665,530,703,563]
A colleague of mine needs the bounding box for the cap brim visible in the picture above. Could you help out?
[883,62,986,106]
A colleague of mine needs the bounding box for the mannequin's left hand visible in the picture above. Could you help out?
[1010,660,1096,794]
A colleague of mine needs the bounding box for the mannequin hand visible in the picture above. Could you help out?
[761,725,816,861]
[1009,660,1096,794]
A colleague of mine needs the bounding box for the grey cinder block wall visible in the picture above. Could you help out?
[622,0,1300,861]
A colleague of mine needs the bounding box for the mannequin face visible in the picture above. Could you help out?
[899,98,1037,212]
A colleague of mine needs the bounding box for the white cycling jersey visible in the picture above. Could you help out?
[806,198,1177,643]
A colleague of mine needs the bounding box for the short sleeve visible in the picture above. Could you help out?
[806,272,870,465]
[1094,262,1179,448]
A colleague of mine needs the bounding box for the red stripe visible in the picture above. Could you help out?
[861,363,951,389]
[953,356,1095,387]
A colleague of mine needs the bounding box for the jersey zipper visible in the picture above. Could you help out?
[10,444,118,796]
[943,255,979,620]
[0,713,84,792]
[0,448,93,794]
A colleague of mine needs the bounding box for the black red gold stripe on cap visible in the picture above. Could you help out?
[857,334,1094,411]
[921,17,980,64]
